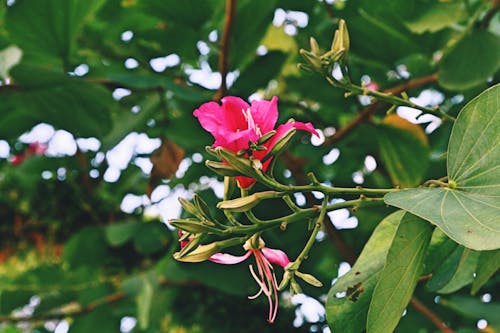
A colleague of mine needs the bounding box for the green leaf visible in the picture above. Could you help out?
[440,295,500,331]
[105,220,141,247]
[367,213,433,333]
[6,0,106,68]
[426,245,465,292]
[405,1,467,34]
[471,249,500,294]
[133,221,170,255]
[424,228,458,275]
[376,116,430,187]
[438,31,500,91]
[384,84,500,250]
[63,226,109,268]
[70,305,118,333]
[326,211,403,333]
[436,248,479,294]
[1,66,113,139]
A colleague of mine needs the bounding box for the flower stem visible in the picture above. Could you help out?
[289,196,329,271]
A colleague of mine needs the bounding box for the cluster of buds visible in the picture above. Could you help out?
[298,19,350,75]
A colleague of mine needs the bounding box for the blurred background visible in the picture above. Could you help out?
[0,0,499,332]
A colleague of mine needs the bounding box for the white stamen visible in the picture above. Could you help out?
[242,108,262,136]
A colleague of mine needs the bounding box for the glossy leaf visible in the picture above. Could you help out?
[367,213,433,333]
[471,249,500,294]
[385,84,500,250]
[436,248,479,294]
[438,31,500,91]
[326,211,403,333]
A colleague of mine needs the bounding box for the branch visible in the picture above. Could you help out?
[480,0,500,29]
[324,73,439,145]
[410,297,456,333]
[213,0,237,101]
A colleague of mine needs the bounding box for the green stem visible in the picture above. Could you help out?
[256,171,398,196]
[289,196,329,271]
[344,83,455,121]
[283,194,301,212]
[240,187,266,224]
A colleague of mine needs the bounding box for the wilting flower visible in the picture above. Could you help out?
[194,96,318,188]
[209,237,290,323]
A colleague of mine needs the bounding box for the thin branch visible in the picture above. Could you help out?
[410,297,456,333]
[480,0,500,29]
[324,73,439,145]
[213,0,237,101]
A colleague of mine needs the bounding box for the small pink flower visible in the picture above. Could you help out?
[194,96,318,188]
[27,142,48,155]
[209,238,290,323]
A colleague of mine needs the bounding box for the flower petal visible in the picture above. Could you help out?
[261,247,290,268]
[209,251,252,265]
[221,96,250,132]
[193,101,223,137]
[235,175,257,189]
[250,96,278,134]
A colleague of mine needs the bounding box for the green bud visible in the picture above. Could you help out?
[205,146,219,158]
[217,191,282,212]
[290,278,303,295]
[178,198,199,217]
[174,237,246,262]
[299,49,321,70]
[329,19,349,63]
[194,194,214,220]
[205,160,242,177]
[176,233,202,257]
[170,219,225,234]
[309,37,321,55]
[295,271,323,287]
[257,130,276,145]
[224,176,236,201]
[216,147,260,178]
[278,270,292,291]
[297,63,314,73]
[268,127,296,156]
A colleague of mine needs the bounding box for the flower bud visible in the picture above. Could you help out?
[205,146,220,158]
[178,198,199,217]
[295,271,323,287]
[329,19,349,63]
[216,147,260,178]
[299,49,321,70]
[268,127,296,156]
[309,37,321,55]
[257,130,277,145]
[224,176,236,200]
[217,191,283,212]
[205,160,242,177]
[290,278,303,295]
[174,237,246,262]
[194,194,214,221]
[170,219,225,234]
[278,270,292,291]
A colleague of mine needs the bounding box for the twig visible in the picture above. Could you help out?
[324,73,439,145]
[410,297,456,333]
[480,0,500,29]
[213,0,236,101]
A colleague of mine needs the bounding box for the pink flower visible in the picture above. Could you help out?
[209,238,290,323]
[194,96,318,188]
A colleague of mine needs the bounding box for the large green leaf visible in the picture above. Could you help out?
[0,65,113,139]
[6,0,106,68]
[376,116,430,187]
[471,249,500,294]
[367,213,433,333]
[438,31,500,91]
[385,84,500,250]
[326,211,403,333]
[435,248,479,294]
[405,1,467,34]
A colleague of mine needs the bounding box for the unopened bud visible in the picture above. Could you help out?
[268,127,296,156]
[216,147,260,178]
[297,63,314,73]
[174,237,246,262]
[205,146,219,158]
[257,131,277,145]
[217,191,283,213]
[329,19,349,63]
[295,271,323,287]
[309,37,321,55]
[290,278,303,295]
[299,49,321,70]
[224,176,236,200]
[205,160,242,177]
[278,270,292,291]
[194,194,214,220]
[179,198,199,217]
[170,219,224,234]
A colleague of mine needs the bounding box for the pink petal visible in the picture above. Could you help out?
[193,101,223,137]
[221,96,250,132]
[261,247,290,268]
[209,251,252,265]
[250,96,279,134]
